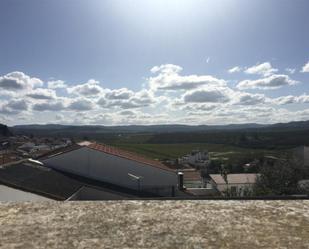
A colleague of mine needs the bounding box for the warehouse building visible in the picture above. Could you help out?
[0,159,158,201]
[40,142,178,196]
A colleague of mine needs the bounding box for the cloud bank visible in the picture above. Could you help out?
[0,62,308,125]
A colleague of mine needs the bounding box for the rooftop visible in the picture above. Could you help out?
[0,200,308,248]
[87,142,172,171]
[0,160,156,200]
[210,173,258,185]
[182,169,202,181]
[36,143,82,160]
[39,141,173,172]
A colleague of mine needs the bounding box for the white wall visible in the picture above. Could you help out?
[303,147,309,166]
[43,147,177,195]
[294,146,309,167]
[210,180,254,196]
[0,185,51,201]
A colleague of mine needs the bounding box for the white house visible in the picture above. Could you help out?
[209,173,258,196]
[294,146,309,167]
[178,150,209,168]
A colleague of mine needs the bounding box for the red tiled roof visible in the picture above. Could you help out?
[86,143,174,172]
[182,170,202,181]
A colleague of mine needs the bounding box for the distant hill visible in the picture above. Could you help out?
[0,124,12,137]
[10,120,309,148]
[11,120,309,135]
[12,123,268,135]
[266,120,309,131]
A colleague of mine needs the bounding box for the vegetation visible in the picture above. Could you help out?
[112,142,279,159]
[253,157,309,196]
[146,130,309,149]
[10,122,309,149]
[6,123,309,196]
[0,124,11,137]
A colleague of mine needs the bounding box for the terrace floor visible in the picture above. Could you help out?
[0,200,309,248]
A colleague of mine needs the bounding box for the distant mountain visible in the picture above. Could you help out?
[267,120,309,130]
[12,120,309,135]
[10,123,268,137]
[12,123,269,135]
[0,124,12,137]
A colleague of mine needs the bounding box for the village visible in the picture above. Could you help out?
[1,134,309,201]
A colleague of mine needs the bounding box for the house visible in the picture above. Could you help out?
[0,159,159,201]
[39,142,178,196]
[0,140,10,150]
[209,173,258,196]
[181,169,204,188]
[294,146,309,167]
[0,152,20,166]
[17,142,35,152]
[178,150,209,169]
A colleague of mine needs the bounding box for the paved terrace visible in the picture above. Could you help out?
[0,200,309,248]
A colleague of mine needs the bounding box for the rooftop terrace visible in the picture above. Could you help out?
[0,200,308,248]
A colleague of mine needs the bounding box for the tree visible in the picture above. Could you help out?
[0,124,12,137]
[253,156,309,196]
[207,160,222,174]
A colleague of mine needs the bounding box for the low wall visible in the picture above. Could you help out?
[1,200,309,248]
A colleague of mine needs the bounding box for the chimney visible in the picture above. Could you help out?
[178,172,184,190]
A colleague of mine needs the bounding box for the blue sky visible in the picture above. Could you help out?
[0,0,309,125]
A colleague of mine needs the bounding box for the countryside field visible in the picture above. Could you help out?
[111,143,287,164]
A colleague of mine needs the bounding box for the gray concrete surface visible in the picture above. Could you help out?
[0,200,309,248]
[0,185,51,202]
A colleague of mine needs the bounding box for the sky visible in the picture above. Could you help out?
[0,0,309,126]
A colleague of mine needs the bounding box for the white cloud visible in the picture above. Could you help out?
[272,94,309,105]
[105,88,134,100]
[150,64,182,74]
[128,89,156,107]
[301,61,309,73]
[68,79,103,96]
[55,114,65,121]
[1,64,309,126]
[118,110,136,116]
[237,74,298,90]
[0,99,28,115]
[228,66,242,73]
[47,80,67,89]
[26,88,57,100]
[285,68,296,74]
[6,99,28,111]
[245,62,278,76]
[183,87,230,103]
[149,64,226,91]
[68,98,94,111]
[98,89,156,109]
[32,101,66,111]
[235,92,266,105]
[182,103,217,112]
[0,71,43,91]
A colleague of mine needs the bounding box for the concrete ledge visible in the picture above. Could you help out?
[0,200,309,248]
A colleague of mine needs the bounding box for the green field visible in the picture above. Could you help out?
[111,143,286,164]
